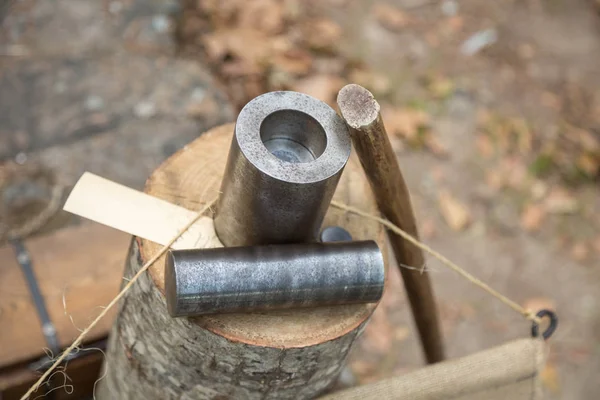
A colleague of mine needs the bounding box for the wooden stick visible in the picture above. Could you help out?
[337,84,445,364]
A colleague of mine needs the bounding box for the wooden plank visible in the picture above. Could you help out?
[0,224,128,367]
[64,172,220,250]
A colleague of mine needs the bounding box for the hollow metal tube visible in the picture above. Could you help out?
[165,241,385,317]
[214,91,351,247]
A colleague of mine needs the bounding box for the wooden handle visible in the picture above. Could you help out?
[337,84,445,364]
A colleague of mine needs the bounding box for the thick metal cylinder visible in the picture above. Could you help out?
[214,91,352,247]
[165,241,385,317]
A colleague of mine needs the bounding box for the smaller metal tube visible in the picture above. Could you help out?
[320,226,353,243]
[165,241,385,317]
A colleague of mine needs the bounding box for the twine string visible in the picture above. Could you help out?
[330,200,541,325]
[20,198,217,400]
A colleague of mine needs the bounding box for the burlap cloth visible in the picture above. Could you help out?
[320,338,547,400]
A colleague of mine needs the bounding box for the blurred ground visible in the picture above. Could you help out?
[177,1,600,398]
[2,0,600,399]
[0,0,233,239]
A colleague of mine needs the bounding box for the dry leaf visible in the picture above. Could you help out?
[373,4,410,31]
[312,56,346,75]
[459,303,476,319]
[485,170,505,191]
[179,15,208,41]
[220,59,263,77]
[484,319,510,334]
[523,297,556,313]
[350,360,376,376]
[541,364,561,394]
[555,235,569,249]
[476,134,494,158]
[496,131,511,154]
[477,108,492,125]
[427,75,454,99]
[282,0,302,21]
[482,114,533,156]
[203,28,272,68]
[576,153,599,176]
[439,302,476,332]
[186,97,219,119]
[571,242,589,262]
[420,218,437,239]
[271,35,294,53]
[424,135,448,156]
[501,157,529,189]
[530,180,548,200]
[438,189,471,231]
[272,49,313,76]
[303,18,342,51]
[512,118,532,154]
[540,91,562,110]
[544,187,578,214]
[517,43,535,60]
[520,204,546,232]
[200,0,239,24]
[424,31,440,47]
[382,106,429,141]
[348,69,392,95]
[267,70,292,90]
[243,78,265,102]
[291,74,345,105]
[593,236,600,254]
[565,345,591,365]
[444,16,464,34]
[237,0,284,35]
[572,125,600,152]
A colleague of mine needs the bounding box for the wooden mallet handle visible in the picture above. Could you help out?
[337,84,445,364]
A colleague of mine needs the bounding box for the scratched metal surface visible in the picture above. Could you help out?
[165,241,385,317]
[214,91,351,247]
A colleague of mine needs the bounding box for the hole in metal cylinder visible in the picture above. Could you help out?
[260,110,327,163]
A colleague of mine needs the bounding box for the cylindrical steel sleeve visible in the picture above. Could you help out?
[214,91,351,247]
[165,241,385,317]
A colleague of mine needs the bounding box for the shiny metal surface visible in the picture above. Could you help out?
[214,91,351,247]
[320,226,353,242]
[165,241,385,317]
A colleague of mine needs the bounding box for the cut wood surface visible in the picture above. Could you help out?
[142,123,388,348]
[99,122,390,399]
[0,224,128,368]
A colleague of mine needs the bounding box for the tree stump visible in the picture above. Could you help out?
[98,123,388,399]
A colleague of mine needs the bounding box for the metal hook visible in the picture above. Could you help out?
[531,309,558,340]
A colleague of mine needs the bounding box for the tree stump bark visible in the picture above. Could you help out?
[98,123,388,399]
